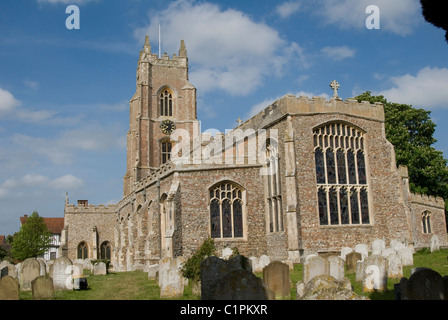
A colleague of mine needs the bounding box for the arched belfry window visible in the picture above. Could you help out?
[161,140,172,164]
[77,241,88,259]
[209,182,245,239]
[160,89,173,117]
[313,122,370,226]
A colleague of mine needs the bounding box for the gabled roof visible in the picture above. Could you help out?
[20,216,64,234]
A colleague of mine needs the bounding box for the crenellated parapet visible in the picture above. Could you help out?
[65,201,116,214]
[409,192,445,209]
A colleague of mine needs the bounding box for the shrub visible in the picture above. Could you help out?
[181,237,216,283]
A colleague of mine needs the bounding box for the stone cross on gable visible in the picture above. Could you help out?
[236,117,243,126]
[330,80,341,100]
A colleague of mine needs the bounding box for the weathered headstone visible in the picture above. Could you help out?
[386,254,403,279]
[249,255,270,272]
[159,256,186,298]
[430,235,440,252]
[359,255,387,292]
[296,275,367,300]
[371,239,386,255]
[73,275,88,290]
[303,256,328,284]
[93,262,108,275]
[381,247,396,258]
[209,269,268,300]
[399,268,448,300]
[32,275,54,300]
[339,247,353,261]
[390,239,405,252]
[52,256,73,290]
[221,247,233,260]
[0,275,19,300]
[354,244,369,260]
[262,261,290,299]
[397,247,413,266]
[37,259,46,276]
[201,255,253,300]
[328,256,345,282]
[19,258,41,291]
[345,251,362,272]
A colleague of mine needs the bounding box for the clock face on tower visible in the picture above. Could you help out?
[160,119,176,135]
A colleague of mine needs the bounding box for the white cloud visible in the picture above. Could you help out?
[320,46,356,61]
[37,0,97,4]
[135,0,307,96]
[23,80,39,90]
[0,88,21,113]
[313,0,420,36]
[377,67,448,109]
[49,174,83,190]
[276,1,302,18]
[2,174,49,189]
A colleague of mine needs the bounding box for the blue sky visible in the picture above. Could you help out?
[0,0,447,236]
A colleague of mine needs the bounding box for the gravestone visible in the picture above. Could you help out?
[399,268,448,300]
[221,247,233,260]
[208,269,268,300]
[52,256,73,290]
[93,262,107,275]
[296,275,367,300]
[37,259,46,276]
[303,256,328,283]
[371,239,386,255]
[32,276,54,300]
[201,255,253,300]
[430,235,440,252]
[262,261,290,299]
[381,247,396,258]
[354,244,369,260]
[390,239,405,251]
[19,258,41,291]
[73,276,88,290]
[328,256,345,282]
[339,247,353,261]
[359,255,387,292]
[158,256,186,298]
[0,275,19,300]
[386,254,403,279]
[397,247,413,266]
[250,255,270,272]
[345,252,362,272]
[1,266,8,278]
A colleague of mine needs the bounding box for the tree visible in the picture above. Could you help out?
[354,92,448,208]
[181,237,216,284]
[11,211,52,261]
[420,0,448,44]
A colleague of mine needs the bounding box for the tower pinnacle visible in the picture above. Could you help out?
[179,40,187,57]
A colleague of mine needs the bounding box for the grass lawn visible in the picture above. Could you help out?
[18,248,448,300]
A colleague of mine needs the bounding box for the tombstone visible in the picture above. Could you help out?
[208,269,268,300]
[262,261,290,299]
[31,276,54,300]
[303,256,328,284]
[328,256,345,282]
[397,247,413,266]
[147,264,159,279]
[359,255,387,292]
[430,235,440,252]
[221,247,233,260]
[159,256,187,298]
[386,254,403,279]
[399,268,448,300]
[36,259,46,276]
[93,262,108,275]
[354,244,369,260]
[0,275,19,300]
[339,247,353,261]
[73,276,88,290]
[381,247,396,258]
[250,255,270,272]
[19,258,41,291]
[345,252,362,272]
[296,275,367,300]
[52,256,73,290]
[201,255,253,300]
[390,239,405,252]
[371,239,386,255]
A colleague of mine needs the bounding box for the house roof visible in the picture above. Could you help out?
[20,215,64,234]
[0,235,5,244]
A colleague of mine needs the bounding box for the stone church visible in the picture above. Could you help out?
[60,36,447,271]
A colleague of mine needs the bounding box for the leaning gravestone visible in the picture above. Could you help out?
[399,268,448,300]
[19,258,41,291]
[262,261,290,299]
[345,252,362,272]
[209,269,268,300]
[201,255,253,300]
[328,256,345,282]
[32,275,54,300]
[0,275,19,300]
[52,256,73,290]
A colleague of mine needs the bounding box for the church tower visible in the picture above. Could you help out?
[123,35,198,195]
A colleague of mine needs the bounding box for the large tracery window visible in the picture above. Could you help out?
[314,122,370,226]
[265,139,283,233]
[77,241,88,259]
[160,89,173,117]
[209,182,244,239]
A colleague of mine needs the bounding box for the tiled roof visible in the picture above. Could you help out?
[20,216,64,234]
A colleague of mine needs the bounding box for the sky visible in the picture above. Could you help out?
[0,0,447,236]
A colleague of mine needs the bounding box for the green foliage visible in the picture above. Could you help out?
[181,237,216,283]
[11,211,52,261]
[354,92,448,203]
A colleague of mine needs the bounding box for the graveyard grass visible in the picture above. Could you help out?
[17,248,448,300]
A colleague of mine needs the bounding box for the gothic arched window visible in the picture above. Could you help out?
[313,122,370,226]
[422,211,432,234]
[265,139,283,233]
[77,241,88,259]
[160,89,173,117]
[161,140,172,164]
[100,241,112,260]
[209,182,245,239]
